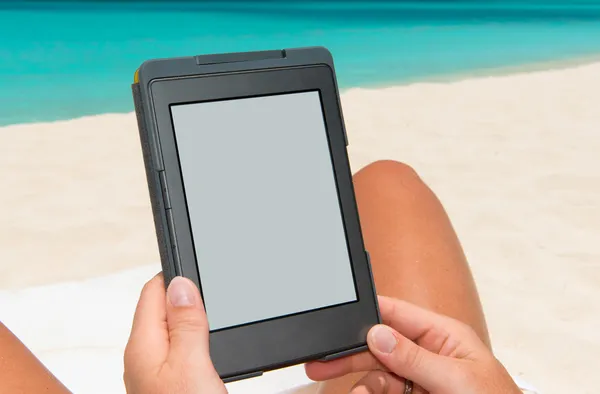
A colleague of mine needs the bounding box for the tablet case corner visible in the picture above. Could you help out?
[222,370,264,384]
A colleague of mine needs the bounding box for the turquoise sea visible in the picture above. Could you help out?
[2,1,600,126]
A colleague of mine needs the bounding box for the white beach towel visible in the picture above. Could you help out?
[0,265,538,394]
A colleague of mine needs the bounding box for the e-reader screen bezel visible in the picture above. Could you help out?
[148,65,379,379]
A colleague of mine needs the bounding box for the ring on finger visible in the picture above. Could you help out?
[404,379,413,394]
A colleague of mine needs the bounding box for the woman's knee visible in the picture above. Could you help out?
[353,160,430,199]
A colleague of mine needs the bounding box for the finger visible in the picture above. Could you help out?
[165,276,216,376]
[305,351,384,381]
[378,296,456,341]
[378,296,486,357]
[367,324,455,392]
[349,370,406,394]
[130,273,167,336]
[125,273,169,373]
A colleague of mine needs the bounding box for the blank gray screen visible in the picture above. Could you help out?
[170,91,357,331]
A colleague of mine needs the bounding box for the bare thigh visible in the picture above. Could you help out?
[318,160,490,394]
[0,323,70,393]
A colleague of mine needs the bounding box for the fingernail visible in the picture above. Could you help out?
[167,277,195,307]
[371,325,397,354]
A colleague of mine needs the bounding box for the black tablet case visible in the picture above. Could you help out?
[131,48,378,382]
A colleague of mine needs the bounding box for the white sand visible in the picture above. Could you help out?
[1,63,599,394]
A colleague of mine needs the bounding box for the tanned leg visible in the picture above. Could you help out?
[0,322,70,393]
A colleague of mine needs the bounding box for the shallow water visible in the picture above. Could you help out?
[1,1,600,125]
